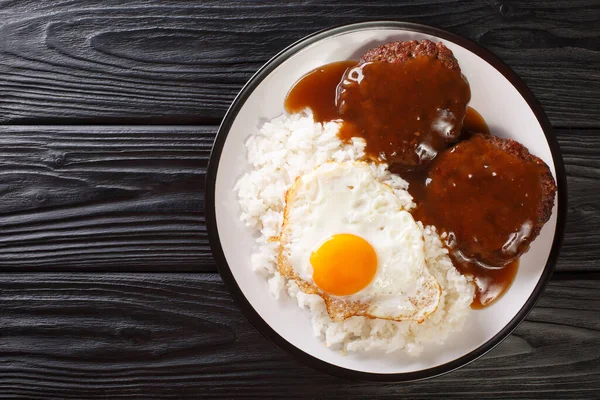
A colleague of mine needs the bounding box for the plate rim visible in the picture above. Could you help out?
[204,21,568,382]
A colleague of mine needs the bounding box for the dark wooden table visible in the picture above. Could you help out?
[0,1,598,398]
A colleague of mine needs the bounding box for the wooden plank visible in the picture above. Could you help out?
[0,0,598,127]
[0,125,598,272]
[0,273,598,399]
[558,128,600,272]
[0,125,212,271]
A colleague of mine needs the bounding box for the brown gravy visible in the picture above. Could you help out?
[463,106,489,136]
[400,107,490,201]
[285,60,357,122]
[284,60,529,309]
[337,57,471,168]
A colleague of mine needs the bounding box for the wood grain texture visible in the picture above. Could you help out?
[558,128,600,272]
[0,125,598,272]
[0,273,597,399]
[0,0,598,126]
[0,125,211,270]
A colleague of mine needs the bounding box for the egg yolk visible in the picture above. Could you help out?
[310,234,377,296]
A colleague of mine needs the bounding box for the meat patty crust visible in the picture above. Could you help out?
[359,39,460,71]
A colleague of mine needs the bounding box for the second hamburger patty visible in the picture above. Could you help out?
[417,133,557,268]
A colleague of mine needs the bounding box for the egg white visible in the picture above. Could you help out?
[279,161,441,322]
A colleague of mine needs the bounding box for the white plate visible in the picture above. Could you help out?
[205,22,567,381]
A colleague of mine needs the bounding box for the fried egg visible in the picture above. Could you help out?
[278,161,441,322]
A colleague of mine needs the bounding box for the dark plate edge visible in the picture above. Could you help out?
[204,21,568,382]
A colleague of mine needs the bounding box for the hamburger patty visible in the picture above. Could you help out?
[359,39,460,70]
[336,40,470,169]
[419,133,557,267]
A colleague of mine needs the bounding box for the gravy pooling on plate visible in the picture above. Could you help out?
[284,39,556,309]
[284,60,356,122]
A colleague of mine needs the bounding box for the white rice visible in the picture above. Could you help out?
[235,111,474,356]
